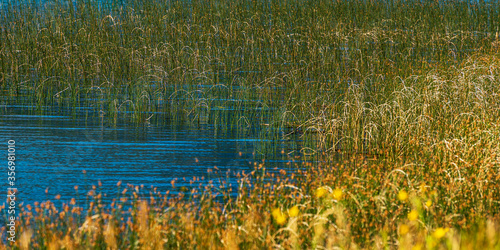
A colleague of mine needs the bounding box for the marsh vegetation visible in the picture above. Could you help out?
[1,0,500,248]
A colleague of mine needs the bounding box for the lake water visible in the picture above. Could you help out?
[0,102,311,206]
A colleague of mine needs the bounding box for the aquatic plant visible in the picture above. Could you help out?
[1,0,499,133]
[1,0,500,248]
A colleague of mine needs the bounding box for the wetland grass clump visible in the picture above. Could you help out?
[1,0,500,248]
[1,0,499,129]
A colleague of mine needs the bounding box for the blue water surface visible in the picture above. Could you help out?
[0,104,308,206]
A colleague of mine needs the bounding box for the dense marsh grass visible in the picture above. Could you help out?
[1,0,499,131]
[2,54,500,248]
[2,83,500,247]
[1,0,500,248]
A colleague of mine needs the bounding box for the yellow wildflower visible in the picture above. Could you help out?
[272,208,287,225]
[412,244,423,250]
[432,227,449,239]
[425,200,432,207]
[407,210,418,221]
[399,224,410,235]
[272,208,281,218]
[332,188,343,201]
[315,187,329,198]
[288,206,300,217]
[398,190,408,201]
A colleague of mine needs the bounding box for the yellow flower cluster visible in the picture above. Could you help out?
[288,206,300,217]
[315,186,344,201]
[332,188,343,201]
[272,208,287,225]
[315,187,329,198]
[433,227,449,239]
[272,205,301,225]
[407,210,418,221]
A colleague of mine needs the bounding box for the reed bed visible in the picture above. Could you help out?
[1,0,500,248]
[1,99,500,248]
[2,56,500,248]
[1,0,499,128]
